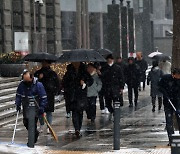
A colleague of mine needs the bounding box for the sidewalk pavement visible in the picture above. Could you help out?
[0,86,172,154]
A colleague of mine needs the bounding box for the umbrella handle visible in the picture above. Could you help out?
[12,111,19,144]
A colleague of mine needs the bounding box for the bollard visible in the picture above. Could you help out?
[113,101,120,150]
[171,134,180,154]
[27,101,36,148]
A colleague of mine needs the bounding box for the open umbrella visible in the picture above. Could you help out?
[23,52,58,62]
[97,48,112,56]
[148,51,162,58]
[152,54,171,61]
[58,49,106,63]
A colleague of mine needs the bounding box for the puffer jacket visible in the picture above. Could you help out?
[87,73,102,97]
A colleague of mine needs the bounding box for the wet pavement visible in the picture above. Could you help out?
[0,86,172,153]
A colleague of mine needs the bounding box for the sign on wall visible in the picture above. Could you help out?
[14,32,29,52]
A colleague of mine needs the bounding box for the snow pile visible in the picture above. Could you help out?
[0,142,47,154]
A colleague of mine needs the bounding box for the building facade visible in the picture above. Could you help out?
[0,0,62,54]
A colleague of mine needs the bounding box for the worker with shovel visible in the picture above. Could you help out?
[15,70,47,148]
[159,68,180,146]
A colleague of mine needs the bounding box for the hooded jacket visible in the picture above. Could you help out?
[15,78,47,117]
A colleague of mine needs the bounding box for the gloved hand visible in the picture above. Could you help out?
[175,110,180,115]
[16,106,21,112]
[39,107,44,115]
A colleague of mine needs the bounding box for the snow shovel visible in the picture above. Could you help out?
[11,111,19,144]
[33,97,59,143]
[42,113,59,142]
[168,99,180,118]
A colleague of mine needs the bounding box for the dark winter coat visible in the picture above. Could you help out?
[158,74,180,109]
[135,59,148,82]
[34,67,60,112]
[62,63,93,111]
[147,66,163,97]
[124,63,141,87]
[116,61,127,76]
[101,63,124,98]
[15,78,47,118]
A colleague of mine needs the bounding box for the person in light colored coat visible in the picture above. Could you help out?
[147,61,163,112]
[86,63,102,123]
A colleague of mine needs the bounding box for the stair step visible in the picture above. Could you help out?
[0,81,19,90]
[0,114,23,128]
[0,77,20,84]
[0,108,17,120]
[0,101,15,112]
[0,94,16,104]
[0,88,17,97]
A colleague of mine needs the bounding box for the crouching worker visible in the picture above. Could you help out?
[15,70,47,148]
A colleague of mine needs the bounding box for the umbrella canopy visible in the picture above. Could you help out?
[97,48,113,56]
[23,52,58,62]
[148,51,162,58]
[58,49,106,63]
[152,54,171,61]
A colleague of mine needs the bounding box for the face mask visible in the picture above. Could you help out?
[108,62,114,66]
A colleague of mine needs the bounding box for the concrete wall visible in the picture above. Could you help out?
[0,0,62,54]
[154,37,172,56]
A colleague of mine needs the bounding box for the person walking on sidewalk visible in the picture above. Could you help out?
[62,62,93,137]
[96,62,107,114]
[102,54,124,116]
[86,63,102,123]
[147,61,163,112]
[135,52,148,91]
[15,70,47,147]
[158,68,180,146]
[124,57,141,107]
[116,57,127,106]
[34,60,60,133]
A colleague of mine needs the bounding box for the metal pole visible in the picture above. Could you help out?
[81,0,87,48]
[28,105,36,148]
[113,101,121,150]
[85,0,90,49]
[33,0,37,33]
[100,0,104,48]
[76,0,82,48]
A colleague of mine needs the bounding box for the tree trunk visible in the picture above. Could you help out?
[172,0,180,68]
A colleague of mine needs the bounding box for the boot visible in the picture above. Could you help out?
[152,106,155,112]
[158,97,162,110]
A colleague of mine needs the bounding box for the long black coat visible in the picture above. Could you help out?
[34,67,60,112]
[135,59,148,82]
[101,64,124,98]
[62,63,93,111]
[158,74,180,109]
[124,63,141,87]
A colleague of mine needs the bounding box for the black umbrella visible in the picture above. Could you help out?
[23,52,58,62]
[58,49,106,63]
[97,48,113,56]
[152,54,171,61]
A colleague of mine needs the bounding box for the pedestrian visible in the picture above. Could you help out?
[159,60,171,74]
[102,54,124,117]
[86,63,102,123]
[62,62,93,137]
[158,68,180,146]
[15,70,47,147]
[124,57,141,107]
[135,52,148,91]
[96,62,107,114]
[116,57,127,106]
[34,60,60,133]
[147,61,163,112]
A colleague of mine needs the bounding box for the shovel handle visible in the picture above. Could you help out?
[12,111,19,144]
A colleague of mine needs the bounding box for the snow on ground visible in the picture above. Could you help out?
[0,142,48,154]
